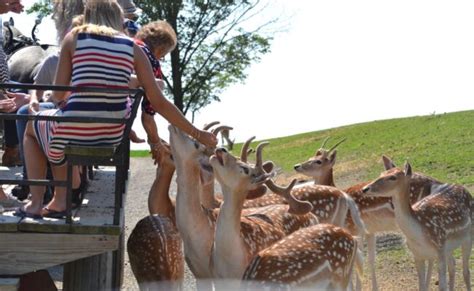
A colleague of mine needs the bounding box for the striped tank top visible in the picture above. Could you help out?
[34,32,135,165]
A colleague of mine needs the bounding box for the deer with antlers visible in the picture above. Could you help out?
[127,145,184,290]
[293,137,447,290]
[240,137,367,239]
[168,123,235,283]
[362,162,472,291]
[209,141,318,280]
[209,142,363,289]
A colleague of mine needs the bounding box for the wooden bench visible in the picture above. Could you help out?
[0,83,144,290]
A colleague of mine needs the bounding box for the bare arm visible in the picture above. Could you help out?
[51,33,74,104]
[133,44,217,148]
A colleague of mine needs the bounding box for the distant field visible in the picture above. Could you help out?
[131,110,474,191]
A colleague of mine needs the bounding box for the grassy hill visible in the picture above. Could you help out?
[132,110,474,191]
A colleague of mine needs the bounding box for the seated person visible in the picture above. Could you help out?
[16,0,216,219]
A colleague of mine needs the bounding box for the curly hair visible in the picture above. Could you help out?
[136,21,177,53]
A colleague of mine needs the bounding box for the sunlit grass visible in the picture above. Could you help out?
[130,110,473,191]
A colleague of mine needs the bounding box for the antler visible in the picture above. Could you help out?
[255,141,269,170]
[241,136,256,163]
[203,121,220,130]
[265,179,313,215]
[320,136,330,149]
[211,125,233,136]
[328,137,347,153]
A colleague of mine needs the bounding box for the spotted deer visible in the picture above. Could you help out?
[294,137,444,291]
[167,124,231,284]
[127,144,184,290]
[209,142,318,280]
[362,162,472,291]
[242,223,362,290]
[241,137,367,237]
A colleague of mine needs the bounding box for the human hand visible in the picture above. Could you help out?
[6,91,29,107]
[0,98,16,112]
[194,129,218,149]
[149,141,172,165]
[28,100,39,114]
[129,130,145,143]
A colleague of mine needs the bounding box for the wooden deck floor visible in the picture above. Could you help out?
[0,166,125,275]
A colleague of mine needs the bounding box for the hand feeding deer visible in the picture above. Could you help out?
[361,162,472,291]
[209,142,363,290]
[127,143,184,290]
[293,137,445,290]
[209,141,318,279]
[168,124,232,285]
[204,121,234,150]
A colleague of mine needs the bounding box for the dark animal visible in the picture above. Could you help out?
[3,17,59,84]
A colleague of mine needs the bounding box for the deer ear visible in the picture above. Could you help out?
[246,185,267,199]
[329,150,337,166]
[404,162,412,177]
[382,155,396,170]
[262,161,274,173]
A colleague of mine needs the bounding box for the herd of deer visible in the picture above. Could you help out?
[127,123,472,291]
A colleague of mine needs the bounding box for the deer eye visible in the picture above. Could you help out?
[193,141,199,149]
[313,160,322,165]
[240,166,249,175]
[388,176,397,181]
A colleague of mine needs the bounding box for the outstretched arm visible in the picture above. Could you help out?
[133,44,217,148]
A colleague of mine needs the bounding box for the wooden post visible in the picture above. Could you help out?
[63,251,114,291]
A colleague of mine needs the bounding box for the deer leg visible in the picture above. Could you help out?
[447,254,455,291]
[367,233,379,291]
[425,259,433,290]
[461,236,472,291]
[414,258,427,291]
[437,250,448,291]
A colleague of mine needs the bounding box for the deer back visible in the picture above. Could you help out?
[243,223,357,288]
[240,204,318,257]
[411,184,471,247]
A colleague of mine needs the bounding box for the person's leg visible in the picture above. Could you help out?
[16,102,56,173]
[21,121,47,215]
[43,163,67,213]
[12,103,56,199]
[0,187,6,200]
[2,118,21,166]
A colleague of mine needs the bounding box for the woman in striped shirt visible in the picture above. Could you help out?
[17,0,217,219]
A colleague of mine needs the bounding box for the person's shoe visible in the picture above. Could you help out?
[11,185,30,201]
[1,146,22,167]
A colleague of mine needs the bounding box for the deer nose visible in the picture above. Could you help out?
[362,186,369,193]
[217,147,228,153]
[294,164,301,170]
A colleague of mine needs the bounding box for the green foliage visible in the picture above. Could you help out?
[135,0,274,115]
[230,110,474,190]
[26,1,53,19]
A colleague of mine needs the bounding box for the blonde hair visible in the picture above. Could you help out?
[71,15,84,29]
[79,0,124,35]
[52,0,85,42]
[136,21,177,53]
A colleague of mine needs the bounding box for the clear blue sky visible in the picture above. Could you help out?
[9,1,474,150]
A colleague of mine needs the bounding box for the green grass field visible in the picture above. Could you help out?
[131,110,474,190]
